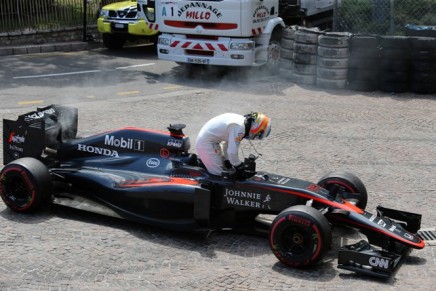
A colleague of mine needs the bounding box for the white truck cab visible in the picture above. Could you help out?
[155,0,285,68]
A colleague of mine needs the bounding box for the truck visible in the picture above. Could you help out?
[98,0,159,49]
[150,0,334,68]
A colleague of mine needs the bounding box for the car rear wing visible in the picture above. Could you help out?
[3,104,78,165]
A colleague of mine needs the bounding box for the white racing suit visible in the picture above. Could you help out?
[195,113,246,176]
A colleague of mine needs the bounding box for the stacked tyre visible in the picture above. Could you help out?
[348,35,380,91]
[410,37,436,94]
[378,36,411,93]
[280,26,298,79]
[292,28,321,85]
[316,32,351,89]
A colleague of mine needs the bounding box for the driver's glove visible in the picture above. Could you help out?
[234,162,245,179]
[224,160,232,169]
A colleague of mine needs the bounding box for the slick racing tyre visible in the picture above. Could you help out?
[0,158,52,212]
[269,205,332,268]
[317,170,368,210]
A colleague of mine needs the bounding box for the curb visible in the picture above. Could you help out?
[0,41,103,56]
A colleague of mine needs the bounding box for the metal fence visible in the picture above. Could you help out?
[1,0,435,35]
[0,0,119,32]
[333,0,436,35]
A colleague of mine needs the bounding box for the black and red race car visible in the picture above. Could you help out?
[1,105,425,278]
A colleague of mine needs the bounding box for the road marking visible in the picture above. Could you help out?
[117,91,140,96]
[13,70,101,79]
[163,85,182,90]
[12,63,154,79]
[115,63,155,69]
[18,100,44,105]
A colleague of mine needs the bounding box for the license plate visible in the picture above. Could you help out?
[115,23,125,29]
[187,58,209,64]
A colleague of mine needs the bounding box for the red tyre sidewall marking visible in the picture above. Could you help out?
[0,167,36,211]
[269,216,286,261]
[325,179,357,195]
[270,213,323,266]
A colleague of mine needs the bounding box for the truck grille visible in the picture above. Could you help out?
[108,8,137,20]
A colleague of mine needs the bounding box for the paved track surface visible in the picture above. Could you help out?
[0,71,435,290]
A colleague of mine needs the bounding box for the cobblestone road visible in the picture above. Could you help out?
[1,71,435,290]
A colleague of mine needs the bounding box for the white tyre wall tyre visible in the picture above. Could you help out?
[317,67,348,79]
[280,68,294,80]
[318,46,349,58]
[293,73,316,85]
[280,59,294,70]
[282,26,298,40]
[294,43,318,55]
[316,77,348,89]
[294,63,317,75]
[281,38,295,50]
[294,30,321,44]
[293,53,317,65]
[318,33,351,48]
[317,57,349,69]
[280,48,294,60]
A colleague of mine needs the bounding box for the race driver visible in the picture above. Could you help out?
[195,112,271,177]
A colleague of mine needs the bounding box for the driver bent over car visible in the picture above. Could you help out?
[195,112,271,177]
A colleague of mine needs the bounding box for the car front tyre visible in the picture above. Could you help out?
[269,205,332,268]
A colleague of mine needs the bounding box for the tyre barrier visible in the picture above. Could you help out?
[410,37,436,94]
[378,36,411,93]
[292,27,322,85]
[279,26,436,95]
[347,34,380,91]
[279,26,298,79]
[316,32,351,89]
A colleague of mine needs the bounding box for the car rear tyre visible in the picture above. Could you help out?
[269,205,332,268]
[0,158,52,212]
[317,170,368,210]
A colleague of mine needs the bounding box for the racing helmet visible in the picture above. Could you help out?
[247,112,271,140]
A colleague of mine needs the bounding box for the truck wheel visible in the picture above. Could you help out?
[269,205,332,268]
[266,40,281,72]
[102,34,126,50]
[317,170,368,210]
[0,158,52,212]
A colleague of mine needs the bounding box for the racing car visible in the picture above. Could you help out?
[1,105,425,278]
